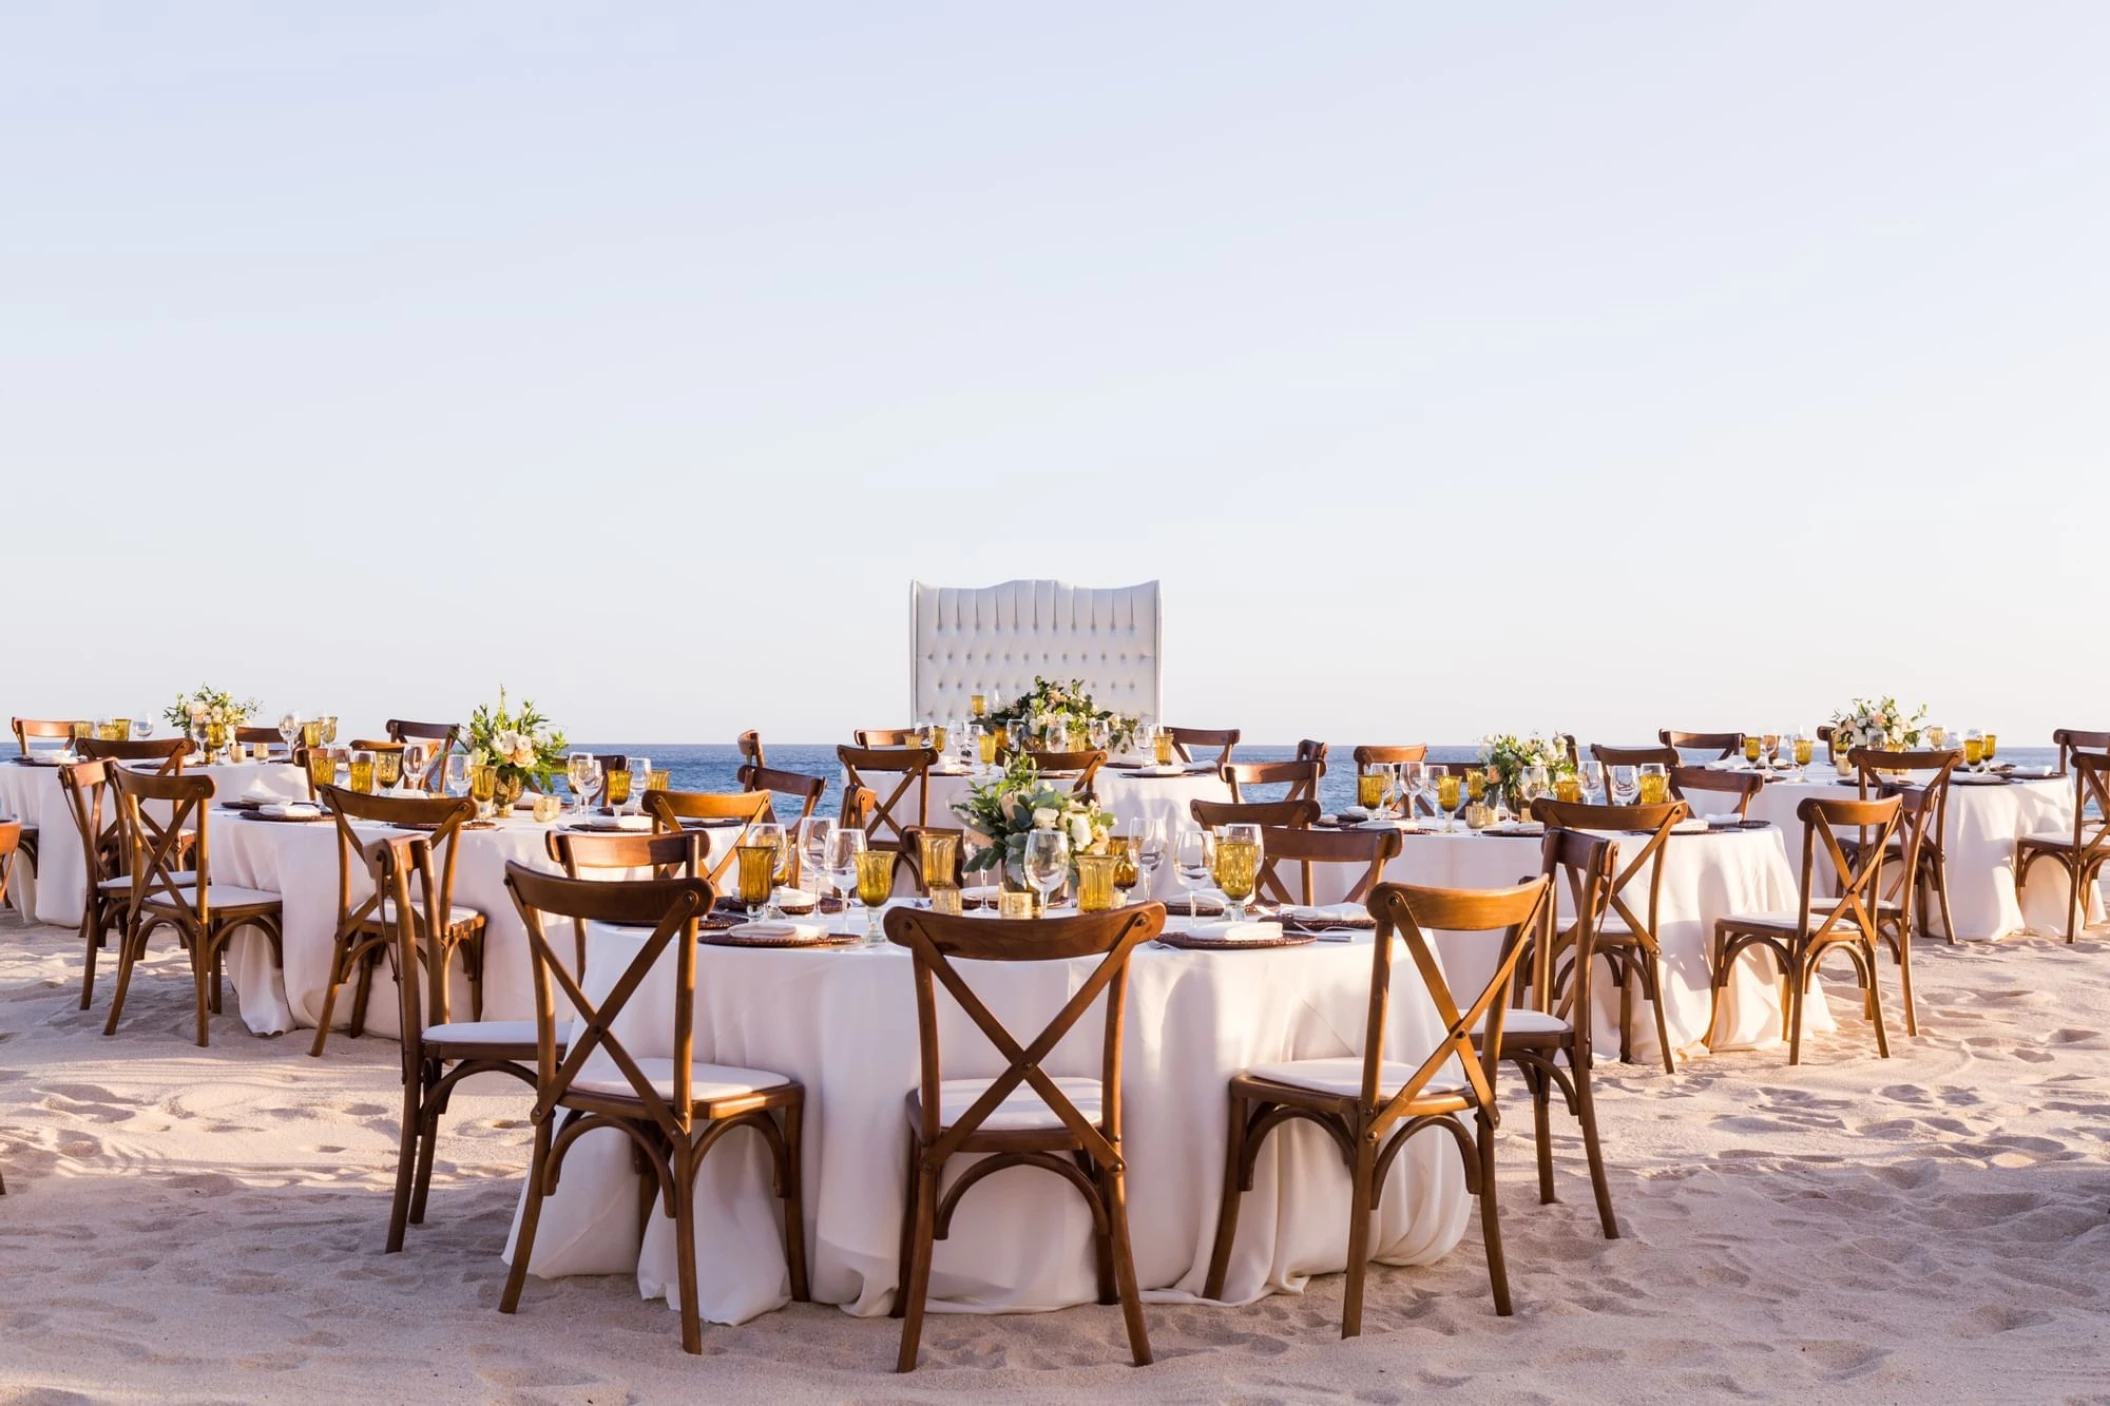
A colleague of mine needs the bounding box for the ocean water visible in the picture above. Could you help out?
[572,742,2062,823]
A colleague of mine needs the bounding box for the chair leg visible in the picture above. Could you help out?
[1572,1053,1619,1240]
[1341,1137,1377,1338]
[1930,859,1955,944]
[309,936,350,1058]
[1087,1153,1116,1306]
[896,1153,941,1372]
[1202,1090,1250,1300]
[1786,948,1805,1066]
[102,920,144,1037]
[1530,1065,1555,1206]
[410,1094,442,1225]
[1646,948,1677,1075]
[387,1067,423,1253]
[1616,961,1635,1064]
[348,948,378,1039]
[1865,944,1891,1059]
[1894,923,1919,1038]
[780,1104,809,1303]
[891,1138,919,1319]
[672,1139,703,1355]
[500,1119,553,1315]
[190,931,212,1048]
[1102,1159,1153,1367]
[1476,1111,1513,1317]
[78,903,103,1009]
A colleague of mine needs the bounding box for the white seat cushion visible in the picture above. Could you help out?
[1244,1057,1465,1100]
[930,1075,1104,1132]
[572,1057,789,1104]
[377,898,484,928]
[2023,829,2106,849]
[148,883,282,910]
[1720,910,1801,928]
[423,1019,570,1048]
[1472,1008,1570,1038]
[99,871,197,891]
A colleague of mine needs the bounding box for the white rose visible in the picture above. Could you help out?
[1032,807,1058,830]
[1068,813,1093,849]
[511,741,537,767]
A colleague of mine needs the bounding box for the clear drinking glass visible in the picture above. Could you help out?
[826,827,868,935]
[1610,765,1639,805]
[402,743,429,793]
[444,752,470,798]
[799,815,836,898]
[132,717,154,740]
[1024,830,1070,914]
[567,754,596,814]
[279,713,299,758]
[1575,760,1605,803]
[321,715,338,746]
[1134,823,1165,897]
[625,757,652,814]
[1397,763,1425,822]
[1174,829,1212,919]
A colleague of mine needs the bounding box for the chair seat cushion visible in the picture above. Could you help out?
[1473,1008,1570,1038]
[99,871,197,891]
[423,1019,570,1049]
[572,1057,789,1104]
[2022,829,2106,849]
[148,883,282,911]
[1244,1057,1465,1100]
[377,898,484,929]
[921,1075,1104,1133]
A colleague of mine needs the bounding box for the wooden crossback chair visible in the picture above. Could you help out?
[105,768,283,1047]
[1499,829,1620,1239]
[1846,747,1962,942]
[836,746,937,877]
[1251,824,1399,912]
[310,788,484,1059]
[1529,797,1690,1073]
[500,863,807,1355]
[1024,749,1106,800]
[738,729,767,769]
[1709,795,1902,1064]
[2017,750,2110,944]
[2051,728,2110,775]
[77,736,192,775]
[884,903,1164,1372]
[643,788,772,889]
[58,760,153,1011]
[366,834,554,1252]
[1351,744,1428,767]
[1670,765,1763,817]
[0,820,19,915]
[235,725,285,756]
[1204,879,1552,1333]
[1659,730,1745,762]
[385,720,459,789]
[1222,759,1325,807]
[1164,727,1238,768]
[11,718,82,756]
[1590,743,1680,771]
[853,728,919,748]
[546,829,708,958]
[738,762,828,828]
[1189,797,1318,830]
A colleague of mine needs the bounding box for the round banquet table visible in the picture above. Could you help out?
[204,809,743,1037]
[0,757,310,928]
[502,916,1470,1327]
[1741,772,2101,941]
[1295,823,1827,1061]
[912,763,1231,901]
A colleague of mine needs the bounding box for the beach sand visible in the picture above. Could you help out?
[2,910,2106,1403]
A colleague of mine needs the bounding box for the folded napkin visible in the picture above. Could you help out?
[239,783,280,804]
[1336,807,1370,823]
[775,888,818,910]
[725,920,829,942]
[1283,903,1374,927]
[1168,920,1283,943]
[1671,817,1709,834]
[931,763,973,775]
[1133,764,1188,777]
[260,803,320,819]
[607,814,652,831]
[1484,822,1545,837]
[1355,818,1404,831]
[1702,812,1746,826]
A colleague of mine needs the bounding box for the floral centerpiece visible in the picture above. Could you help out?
[1479,732,1576,810]
[465,687,567,810]
[1828,697,1928,754]
[987,677,1139,751]
[952,754,1114,899]
[164,684,262,761]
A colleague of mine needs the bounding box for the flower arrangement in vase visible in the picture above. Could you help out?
[1480,732,1576,811]
[986,677,1139,752]
[465,687,567,811]
[1827,697,1928,754]
[952,753,1114,908]
[164,685,262,762]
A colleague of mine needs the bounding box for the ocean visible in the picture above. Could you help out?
[570,742,2061,823]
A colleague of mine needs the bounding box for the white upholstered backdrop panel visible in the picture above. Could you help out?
[910,580,1161,723]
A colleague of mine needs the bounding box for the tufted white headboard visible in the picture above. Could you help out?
[910,580,1162,724]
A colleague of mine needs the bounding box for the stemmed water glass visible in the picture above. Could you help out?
[1134,823,1165,898]
[1610,765,1640,805]
[279,712,300,760]
[799,815,836,901]
[1397,762,1425,824]
[132,716,154,740]
[567,753,600,816]
[826,827,867,935]
[1575,759,1605,803]
[1174,830,1212,920]
[401,743,429,795]
[1023,830,1070,914]
[624,756,652,814]
[444,752,470,799]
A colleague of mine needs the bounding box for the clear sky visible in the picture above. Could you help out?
[6,4,2105,746]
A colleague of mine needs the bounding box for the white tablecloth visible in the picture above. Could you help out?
[1745,774,2099,940]
[1294,824,1819,1060]
[0,759,309,927]
[911,765,1231,900]
[503,919,1470,1326]
[204,809,742,1037]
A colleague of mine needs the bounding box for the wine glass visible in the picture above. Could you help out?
[1134,823,1165,898]
[744,822,786,922]
[1610,765,1640,805]
[374,748,404,795]
[1215,822,1262,923]
[1982,731,1998,770]
[132,716,154,740]
[1743,735,1764,768]
[826,827,867,935]
[1087,717,1110,751]
[1023,830,1070,914]
[625,756,652,814]
[1396,762,1424,823]
[1575,759,1605,803]
[402,742,429,794]
[321,715,338,746]
[1963,729,1984,770]
[567,754,598,815]
[854,848,895,944]
[444,752,470,798]
[1174,829,1212,920]
[799,815,836,899]
[278,712,299,759]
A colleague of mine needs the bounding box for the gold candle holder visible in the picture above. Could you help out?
[930,885,963,916]
[1075,853,1119,912]
[997,889,1034,920]
[531,793,564,824]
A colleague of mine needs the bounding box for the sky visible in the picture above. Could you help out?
[4,4,2106,746]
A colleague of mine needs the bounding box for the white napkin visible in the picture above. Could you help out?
[240,782,279,804]
[1485,822,1545,836]
[1704,759,1738,771]
[775,888,819,909]
[1169,920,1282,943]
[606,814,652,831]
[1134,764,1187,777]
[1283,903,1372,926]
[260,803,320,819]
[726,920,829,942]
[1354,818,1403,831]
[1671,817,1709,834]
[1702,812,1745,826]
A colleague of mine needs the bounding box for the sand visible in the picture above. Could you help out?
[3,909,2107,1404]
